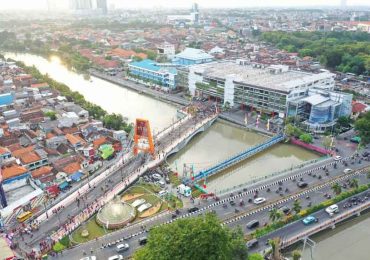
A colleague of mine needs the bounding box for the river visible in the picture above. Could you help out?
[4,52,319,192]
[5,52,368,259]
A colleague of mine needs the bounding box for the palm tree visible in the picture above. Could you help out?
[331,183,342,195]
[293,199,302,214]
[269,237,282,260]
[269,208,283,223]
[349,178,359,189]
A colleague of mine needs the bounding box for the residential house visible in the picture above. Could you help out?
[66,133,86,149]
[0,146,11,160]
[31,166,54,184]
[1,164,29,184]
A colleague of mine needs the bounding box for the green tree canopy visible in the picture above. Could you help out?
[299,133,313,143]
[248,253,264,260]
[134,213,248,260]
[354,111,370,144]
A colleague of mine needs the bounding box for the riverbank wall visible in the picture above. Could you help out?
[89,70,189,107]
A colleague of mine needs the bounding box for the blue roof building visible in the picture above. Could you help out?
[128,59,177,89]
[172,48,214,66]
[0,93,14,107]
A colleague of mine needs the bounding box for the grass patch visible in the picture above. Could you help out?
[169,172,181,187]
[160,201,169,212]
[71,217,111,244]
[165,194,183,209]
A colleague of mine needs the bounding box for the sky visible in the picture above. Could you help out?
[0,0,369,10]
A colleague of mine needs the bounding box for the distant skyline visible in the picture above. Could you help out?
[0,0,369,10]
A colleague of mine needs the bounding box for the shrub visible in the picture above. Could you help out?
[52,242,65,252]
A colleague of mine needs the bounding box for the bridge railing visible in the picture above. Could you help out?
[214,156,329,196]
[193,134,285,181]
[281,199,370,249]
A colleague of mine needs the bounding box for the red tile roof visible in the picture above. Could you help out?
[0,146,10,155]
[31,82,49,88]
[93,136,108,149]
[66,134,86,146]
[12,146,35,158]
[19,151,41,164]
[2,165,28,180]
[62,162,81,175]
[352,102,367,114]
[31,166,53,178]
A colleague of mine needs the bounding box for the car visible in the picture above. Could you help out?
[108,255,123,260]
[343,168,353,174]
[157,180,166,187]
[80,257,96,260]
[302,215,318,225]
[334,156,342,161]
[116,243,129,252]
[188,207,199,213]
[246,239,258,249]
[253,197,266,204]
[230,200,236,206]
[158,190,167,196]
[297,181,308,188]
[325,204,339,216]
[246,220,260,229]
[279,206,291,215]
[138,237,148,245]
[152,174,161,180]
[362,151,369,157]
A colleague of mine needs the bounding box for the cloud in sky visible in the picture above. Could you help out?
[0,0,368,10]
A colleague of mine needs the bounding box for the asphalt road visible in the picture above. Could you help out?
[54,151,370,260]
[250,189,370,255]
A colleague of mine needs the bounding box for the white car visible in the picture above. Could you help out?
[325,204,339,216]
[116,243,129,252]
[253,197,266,205]
[343,168,353,174]
[108,255,123,260]
[158,190,167,196]
[334,156,342,161]
[80,257,96,260]
[152,174,161,180]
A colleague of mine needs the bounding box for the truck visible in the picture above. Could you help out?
[177,184,192,197]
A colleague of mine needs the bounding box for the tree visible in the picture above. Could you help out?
[299,133,313,143]
[269,237,282,260]
[269,208,282,223]
[44,111,57,120]
[292,250,302,260]
[349,178,359,189]
[134,213,248,260]
[337,116,351,128]
[322,136,332,149]
[248,253,264,260]
[284,123,294,136]
[331,183,342,195]
[354,111,370,144]
[293,199,302,215]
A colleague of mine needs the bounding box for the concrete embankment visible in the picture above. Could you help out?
[89,70,189,107]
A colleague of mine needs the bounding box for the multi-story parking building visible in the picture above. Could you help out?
[188,60,351,129]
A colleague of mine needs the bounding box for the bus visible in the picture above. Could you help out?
[17,211,32,223]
